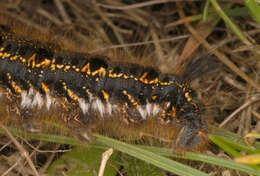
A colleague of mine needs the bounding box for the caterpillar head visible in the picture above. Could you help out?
[173,113,208,153]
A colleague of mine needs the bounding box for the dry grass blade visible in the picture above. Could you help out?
[0,123,40,176]
[176,2,260,90]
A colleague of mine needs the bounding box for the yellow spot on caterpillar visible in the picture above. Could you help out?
[50,64,56,70]
[49,59,56,70]
[123,74,129,79]
[10,55,18,61]
[6,73,11,80]
[152,95,157,100]
[108,70,123,78]
[0,47,4,52]
[11,81,22,94]
[27,53,37,68]
[160,81,173,86]
[67,89,79,101]
[81,63,90,75]
[139,72,148,84]
[150,78,159,84]
[139,73,159,84]
[71,66,80,72]
[102,90,109,100]
[62,82,79,101]
[19,57,26,63]
[2,53,10,58]
[86,89,92,97]
[92,67,106,77]
[41,82,50,94]
[185,92,192,102]
[122,90,139,108]
[0,52,3,57]
[118,73,123,77]
[56,64,64,69]
[36,59,51,68]
[171,106,176,118]
[64,65,70,71]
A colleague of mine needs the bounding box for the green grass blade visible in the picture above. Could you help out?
[94,134,209,176]
[245,0,260,24]
[0,127,83,146]
[210,135,242,157]
[186,152,260,176]
[203,0,211,21]
[212,128,260,153]
[2,127,259,175]
[139,145,260,176]
[48,146,119,176]
[210,0,251,45]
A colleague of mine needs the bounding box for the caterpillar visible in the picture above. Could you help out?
[0,24,208,153]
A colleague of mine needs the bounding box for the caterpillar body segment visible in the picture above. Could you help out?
[0,24,208,152]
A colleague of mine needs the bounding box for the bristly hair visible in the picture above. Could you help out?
[0,22,209,153]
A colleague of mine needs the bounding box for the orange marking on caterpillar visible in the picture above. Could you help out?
[149,78,159,84]
[91,67,106,77]
[81,63,91,75]
[185,92,192,102]
[19,57,26,63]
[41,82,50,94]
[171,106,176,118]
[56,64,64,69]
[122,90,139,108]
[64,65,71,71]
[11,81,22,94]
[67,89,79,101]
[10,55,18,61]
[36,59,51,68]
[102,90,109,100]
[27,53,37,68]
[2,53,10,59]
[139,72,148,84]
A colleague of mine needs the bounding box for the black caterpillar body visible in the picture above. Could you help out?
[0,24,208,152]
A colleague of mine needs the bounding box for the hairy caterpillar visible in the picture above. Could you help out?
[0,23,208,153]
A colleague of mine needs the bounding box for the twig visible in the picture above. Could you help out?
[1,156,23,176]
[98,148,113,176]
[37,8,63,26]
[219,96,260,127]
[54,0,71,24]
[90,35,189,53]
[252,111,260,120]
[21,138,70,153]
[150,27,164,65]
[0,123,40,176]
[96,0,198,10]
[0,141,12,152]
